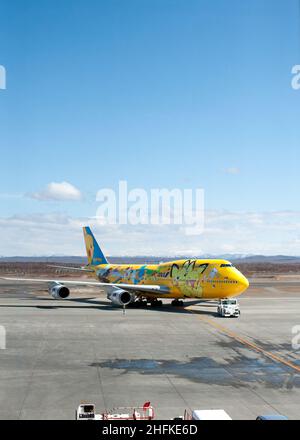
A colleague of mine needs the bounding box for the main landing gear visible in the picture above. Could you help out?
[134,298,148,307]
[134,298,184,308]
[149,299,163,307]
[134,298,163,307]
[171,299,184,307]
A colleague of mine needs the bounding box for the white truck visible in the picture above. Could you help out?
[217,298,240,318]
[181,409,232,420]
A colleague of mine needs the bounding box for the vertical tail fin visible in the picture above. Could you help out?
[83,226,108,266]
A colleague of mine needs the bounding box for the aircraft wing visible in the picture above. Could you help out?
[0,277,169,295]
[47,265,94,273]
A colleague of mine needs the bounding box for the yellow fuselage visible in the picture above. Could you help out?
[91,259,249,300]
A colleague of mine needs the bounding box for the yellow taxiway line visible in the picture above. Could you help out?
[187,307,300,374]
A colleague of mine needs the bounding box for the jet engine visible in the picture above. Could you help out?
[49,283,70,299]
[107,288,135,306]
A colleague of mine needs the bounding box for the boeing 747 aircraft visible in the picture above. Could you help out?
[1,227,249,307]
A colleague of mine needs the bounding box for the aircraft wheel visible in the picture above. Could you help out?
[150,300,163,307]
[137,300,147,307]
[171,300,184,307]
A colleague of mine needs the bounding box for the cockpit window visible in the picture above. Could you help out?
[220,263,233,267]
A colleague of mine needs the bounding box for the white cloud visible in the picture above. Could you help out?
[29,182,82,201]
[0,210,300,256]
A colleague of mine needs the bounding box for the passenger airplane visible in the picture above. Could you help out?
[1,226,249,307]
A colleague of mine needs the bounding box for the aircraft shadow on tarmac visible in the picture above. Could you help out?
[0,295,219,316]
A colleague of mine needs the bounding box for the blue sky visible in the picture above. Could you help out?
[0,0,299,256]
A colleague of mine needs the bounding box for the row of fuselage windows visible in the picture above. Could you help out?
[204,279,238,284]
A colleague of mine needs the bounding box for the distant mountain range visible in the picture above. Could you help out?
[0,255,300,264]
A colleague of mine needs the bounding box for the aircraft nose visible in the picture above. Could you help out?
[237,274,249,292]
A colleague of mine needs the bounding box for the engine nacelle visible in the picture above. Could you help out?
[49,283,70,299]
[107,288,135,306]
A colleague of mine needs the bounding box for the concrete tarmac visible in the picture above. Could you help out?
[0,279,299,419]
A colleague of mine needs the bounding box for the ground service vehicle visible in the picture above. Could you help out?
[256,414,288,420]
[217,298,240,317]
[76,402,154,420]
[183,409,232,420]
